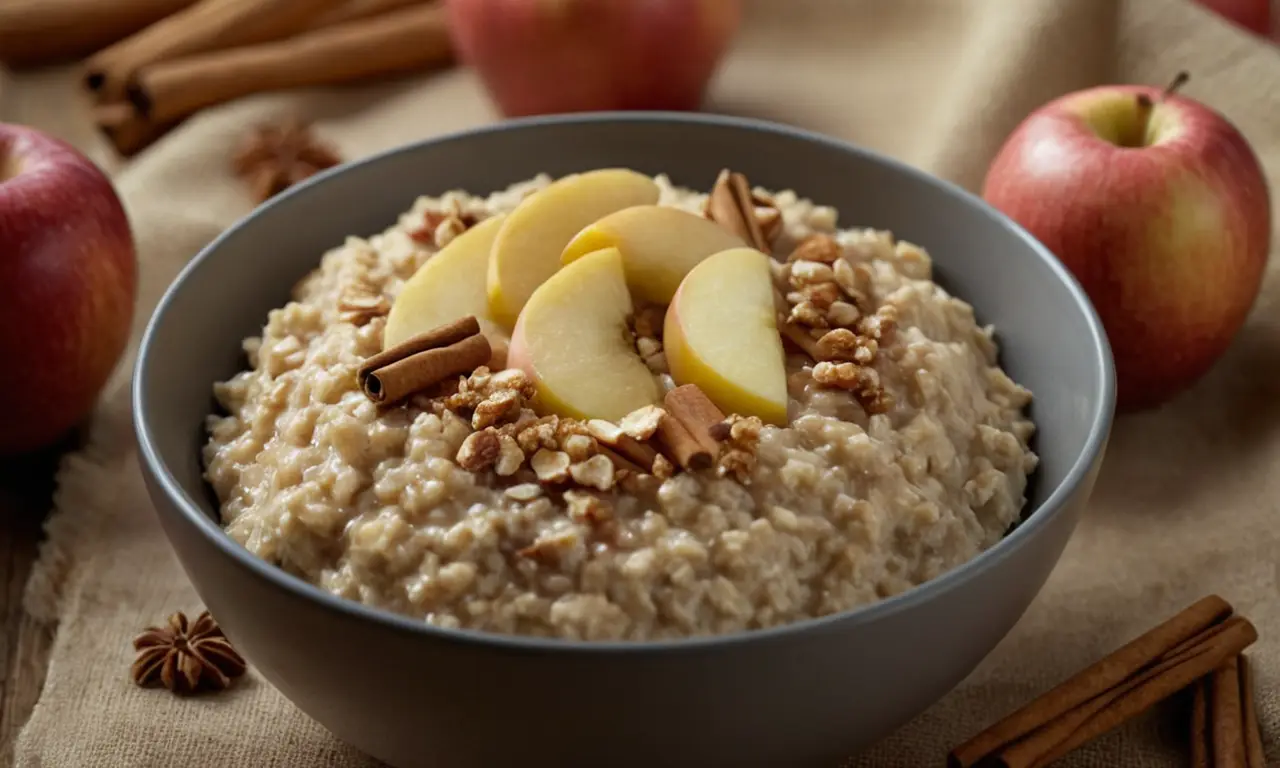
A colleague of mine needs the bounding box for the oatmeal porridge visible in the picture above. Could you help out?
[203,169,1037,641]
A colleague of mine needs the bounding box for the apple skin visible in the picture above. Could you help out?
[444,0,742,117]
[0,124,137,455]
[982,85,1271,410]
[1193,0,1272,37]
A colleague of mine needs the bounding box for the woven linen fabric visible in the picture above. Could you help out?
[2,0,1277,765]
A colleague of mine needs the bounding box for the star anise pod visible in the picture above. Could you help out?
[231,120,342,204]
[132,610,247,694]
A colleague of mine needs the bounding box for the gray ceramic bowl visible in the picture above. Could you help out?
[134,113,1114,768]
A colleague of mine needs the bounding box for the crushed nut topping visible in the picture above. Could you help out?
[132,611,247,695]
[494,434,526,476]
[531,449,572,483]
[409,199,482,247]
[787,234,841,263]
[568,454,616,491]
[812,362,893,414]
[711,415,764,483]
[704,169,775,252]
[231,120,341,204]
[618,405,666,441]
[457,428,502,471]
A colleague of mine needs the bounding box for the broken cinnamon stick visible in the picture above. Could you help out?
[655,414,712,471]
[362,334,491,406]
[663,385,725,454]
[1191,678,1210,768]
[949,595,1242,768]
[127,3,454,125]
[706,169,768,252]
[357,315,479,389]
[1210,656,1247,766]
[0,0,197,69]
[85,0,350,102]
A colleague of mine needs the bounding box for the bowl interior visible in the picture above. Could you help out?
[138,113,1112,615]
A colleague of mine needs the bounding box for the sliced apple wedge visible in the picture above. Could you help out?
[508,247,661,421]
[486,169,659,327]
[561,205,748,304]
[384,214,509,365]
[664,247,788,425]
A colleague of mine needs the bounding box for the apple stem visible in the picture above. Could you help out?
[1131,71,1190,148]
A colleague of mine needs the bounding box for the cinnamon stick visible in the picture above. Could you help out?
[1194,655,1268,767]
[655,414,712,471]
[127,3,455,125]
[362,334,491,406]
[306,0,428,28]
[663,385,725,454]
[92,101,177,158]
[1210,656,1247,766]
[357,315,479,388]
[0,0,197,69]
[949,595,1237,768]
[85,0,350,102]
[993,616,1257,768]
[706,169,767,252]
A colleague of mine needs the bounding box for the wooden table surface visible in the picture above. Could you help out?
[0,441,68,766]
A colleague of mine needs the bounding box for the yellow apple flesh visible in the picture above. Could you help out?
[486,169,659,327]
[506,247,661,422]
[664,247,788,425]
[561,204,748,304]
[384,214,508,363]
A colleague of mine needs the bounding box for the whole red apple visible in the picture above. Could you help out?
[445,0,741,117]
[0,124,136,455]
[983,77,1271,410]
[1194,0,1273,37]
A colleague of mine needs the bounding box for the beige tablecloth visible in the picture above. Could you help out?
[3,0,1278,765]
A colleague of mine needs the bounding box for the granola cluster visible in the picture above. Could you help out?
[774,234,897,414]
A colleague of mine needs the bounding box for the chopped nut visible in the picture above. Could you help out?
[490,368,536,396]
[717,448,757,484]
[472,389,522,429]
[456,429,501,471]
[494,434,526,476]
[788,234,841,263]
[756,206,783,244]
[561,433,598,463]
[788,301,828,328]
[565,490,612,524]
[826,300,860,328]
[531,449,571,483]
[517,529,580,565]
[815,328,863,362]
[433,215,466,248]
[651,454,675,480]
[811,362,893,414]
[631,304,666,340]
[636,337,663,358]
[802,282,841,309]
[585,419,625,445]
[504,483,542,501]
[789,260,836,286]
[860,306,898,342]
[725,414,763,445]
[619,405,666,441]
[812,361,864,389]
[834,259,874,307]
[568,454,615,491]
[517,417,559,454]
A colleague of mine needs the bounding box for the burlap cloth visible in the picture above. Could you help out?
[2,0,1278,764]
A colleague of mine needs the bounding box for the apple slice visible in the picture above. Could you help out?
[664,247,788,425]
[486,169,659,327]
[561,205,748,304]
[384,215,508,359]
[507,247,661,422]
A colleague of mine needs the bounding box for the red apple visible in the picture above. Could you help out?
[982,76,1271,410]
[0,124,136,455]
[1193,0,1273,37]
[444,0,741,117]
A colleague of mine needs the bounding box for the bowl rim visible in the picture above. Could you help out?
[134,110,1116,654]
